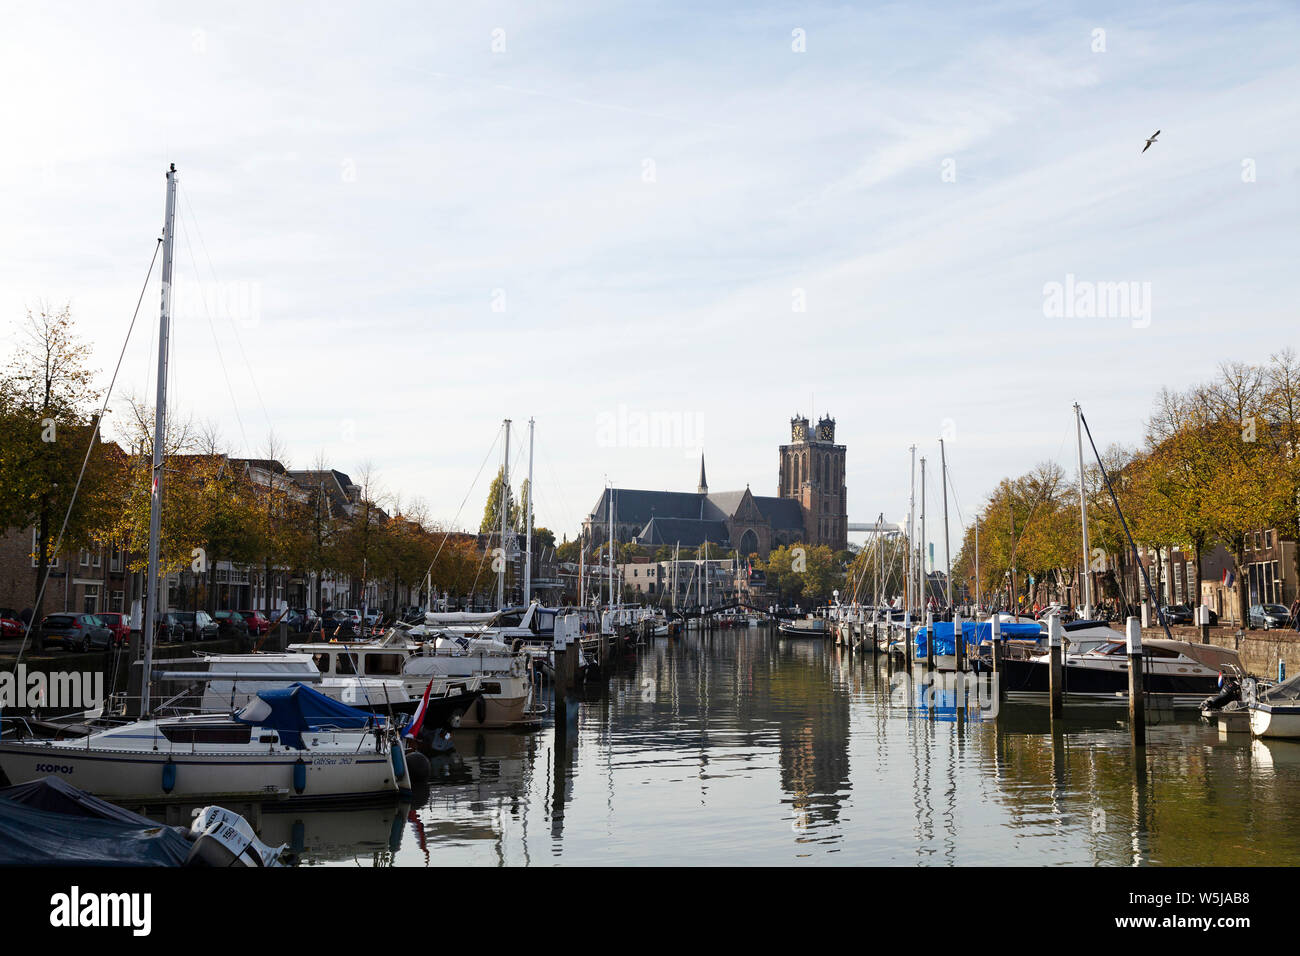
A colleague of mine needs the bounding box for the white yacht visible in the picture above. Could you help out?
[0,684,412,805]
[401,633,538,730]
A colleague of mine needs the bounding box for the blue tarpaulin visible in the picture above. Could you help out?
[235,682,383,749]
[0,777,192,866]
[913,621,1042,656]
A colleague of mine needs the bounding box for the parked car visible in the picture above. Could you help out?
[0,613,25,638]
[212,610,250,638]
[1249,603,1292,630]
[170,610,219,641]
[37,613,113,652]
[1158,604,1194,626]
[363,608,382,627]
[282,608,319,632]
[97,611,131,646]
[236,610,271,636]
[158,613,186,642]
[1035,604,1074,623]
[334,609,362,628]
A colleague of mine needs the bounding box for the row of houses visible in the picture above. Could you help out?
[0,461,390,624]
[1022,531,1296,624]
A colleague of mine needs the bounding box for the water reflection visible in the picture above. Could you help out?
[229,626,1300,866]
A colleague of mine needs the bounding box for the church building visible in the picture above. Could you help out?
[584,414,848,559]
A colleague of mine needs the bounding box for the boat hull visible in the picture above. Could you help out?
[996,656,1219,708]
[0,740,407,806]
[1250,704,1300,738]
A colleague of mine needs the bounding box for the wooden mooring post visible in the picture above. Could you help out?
[1047,612,1063,717]
[1126,616,1145,747]
[990,615,1004,704]
[925,610,935,671]
[952,610,964,672]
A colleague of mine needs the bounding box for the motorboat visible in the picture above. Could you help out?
[996,638,1244,708]
[778,616,826,637]
[1248,672,1300,738]
[0,777,286,866]
[155,651,483,732]
[0,683,413,805]
[401,633,539,730]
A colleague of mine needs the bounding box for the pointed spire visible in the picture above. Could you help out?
[697,452,708,495]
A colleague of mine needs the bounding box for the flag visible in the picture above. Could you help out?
[1222,569,1236,588]
[404,678,435,740]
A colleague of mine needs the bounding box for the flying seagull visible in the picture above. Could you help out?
[1141,130,1160,153]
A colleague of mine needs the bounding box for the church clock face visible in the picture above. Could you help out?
[793,422,807,441]
[817,422,833,440]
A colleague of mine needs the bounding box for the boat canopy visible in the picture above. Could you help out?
[0,777,192,866]
[915,621,1041,656]
[234,682,382,749]
[1144,639,1244,677]
[1258,672,1300,702]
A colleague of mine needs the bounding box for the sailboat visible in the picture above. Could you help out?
[0,166,411,805]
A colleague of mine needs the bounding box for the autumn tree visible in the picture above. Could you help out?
[0,306,123,624]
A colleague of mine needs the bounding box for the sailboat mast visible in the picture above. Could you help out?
[974,516,981,614]
[607,487,615,606]
[940,438,952,611]
[141,163,177,718]
[920,456,927,611]
[906,445,915,622]
[523,418,534,603]
[1075,403,1094,616]
[497,419,511,609]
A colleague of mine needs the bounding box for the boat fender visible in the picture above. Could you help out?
[293,757,307,794]
[391,741,406,780]
[162,759,177,794]
[403,748,431,786]
[475,695,487,725]
[511,638,524,655]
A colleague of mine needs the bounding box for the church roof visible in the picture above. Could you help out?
[588,487,805,531]
[588,489,709,525]
[633,517,730,548]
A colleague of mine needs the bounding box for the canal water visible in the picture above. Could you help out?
[285,627,1300,866]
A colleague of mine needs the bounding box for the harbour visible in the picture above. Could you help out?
[72,623,1295,868]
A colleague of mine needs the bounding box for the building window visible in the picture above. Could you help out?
[83,584,100,614]
[110,590,124,613]
[1265,530,1273,549]
[30,530,59,569]
[80,550,90,567]
[110,547,123,572]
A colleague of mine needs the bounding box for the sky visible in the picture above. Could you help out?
[1,1,1297,558]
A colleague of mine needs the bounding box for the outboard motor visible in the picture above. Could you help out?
[1200,675,1241,714]
[185,806,287,867]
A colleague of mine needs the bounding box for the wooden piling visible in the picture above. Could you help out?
[990,615,1004,704]
[925,611,935,671]
[953,611,964,672]
[1048,613,1063,717]
[1126,616,1145,747]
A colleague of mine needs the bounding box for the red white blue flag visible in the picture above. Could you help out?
[405,678,435,739]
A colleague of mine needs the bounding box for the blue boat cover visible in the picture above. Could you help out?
[235,682,383,749]
[0,777,191,866]
[914,621,1042,656]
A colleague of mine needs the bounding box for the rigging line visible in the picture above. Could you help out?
[179,183,273,441]
[177,199,250,453]
[15,238,163,667]
[419,424,504,587]
[1078,409,1174,641]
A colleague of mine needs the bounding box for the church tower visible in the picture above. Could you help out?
[777,413,847,551]
[697,452,708,495]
